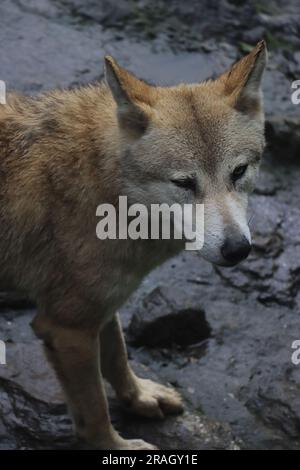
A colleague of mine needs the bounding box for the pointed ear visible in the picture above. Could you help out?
[219,40,268,117]
[104,56,155,138]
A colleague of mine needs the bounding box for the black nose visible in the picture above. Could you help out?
[221,236,251,265]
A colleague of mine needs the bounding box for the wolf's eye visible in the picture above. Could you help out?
[171,177,196,192]
[231,164,248,183]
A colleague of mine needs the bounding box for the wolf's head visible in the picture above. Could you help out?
[105,41,267,266]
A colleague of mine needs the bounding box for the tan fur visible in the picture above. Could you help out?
[0,42,267,449]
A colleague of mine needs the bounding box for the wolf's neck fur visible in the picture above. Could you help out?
[4,83,123,209]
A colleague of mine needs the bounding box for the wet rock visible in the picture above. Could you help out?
[111,406,241,450]
[128,286,211,348]
[266,117,300,162]
[16,0,62,19]
[1,0,300,452]
[0,373,240,450]
[241,27,266,44]
[0,309,238,450]
[62,0,132,26]
[214,192,291,306]
[253,169,282,196]
[240,363,300,442]
[0,377,74,450]
[257,12,300,38]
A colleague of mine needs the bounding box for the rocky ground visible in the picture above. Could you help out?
[0,0,299,450]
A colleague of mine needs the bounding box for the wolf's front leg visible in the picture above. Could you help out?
[100,314,184,419]
[32,312,156,450]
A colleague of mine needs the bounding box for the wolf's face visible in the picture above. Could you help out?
[105,41,267,266]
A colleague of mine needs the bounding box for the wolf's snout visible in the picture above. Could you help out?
[221,235,251,265]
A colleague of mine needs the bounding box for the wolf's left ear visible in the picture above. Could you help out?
[219,40,268,117]
[104,56,155,138]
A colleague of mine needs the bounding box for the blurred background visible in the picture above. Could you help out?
[0,0,299,450]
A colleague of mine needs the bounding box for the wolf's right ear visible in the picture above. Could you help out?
[219,40,268,118]
[104,56,154,138]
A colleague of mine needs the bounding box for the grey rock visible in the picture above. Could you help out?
[62,0,132,25]
[127,286,212,348]
[241,363,300,442]
[0,311,239,449]
[0,0,300,451]
[242,27,266,44]
[266,117,300,162]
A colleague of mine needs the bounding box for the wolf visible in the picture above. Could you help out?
[0,41,267,449]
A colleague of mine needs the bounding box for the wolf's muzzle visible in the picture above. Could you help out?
[221,235,251,265]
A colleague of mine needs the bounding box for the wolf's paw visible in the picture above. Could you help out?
[109,438,158,450]
[122,378,184,419]
[79,431,158,450]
